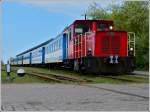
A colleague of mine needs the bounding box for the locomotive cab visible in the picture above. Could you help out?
[66,20,135,73]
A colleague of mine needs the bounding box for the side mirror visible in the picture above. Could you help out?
[17,69,25,77]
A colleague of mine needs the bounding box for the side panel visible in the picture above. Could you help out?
[45,35,63,63]
[67,26,74,59]
[17,56,23,65]
[31,47,43,64]
[23,53,30,64]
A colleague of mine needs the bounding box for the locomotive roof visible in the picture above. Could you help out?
[65,19,113,30]
[17,38,53,56]
[73,20,113,24]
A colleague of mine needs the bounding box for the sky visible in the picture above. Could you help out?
[2,0,123,63]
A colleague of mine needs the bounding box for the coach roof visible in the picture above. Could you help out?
[17,38,53,56]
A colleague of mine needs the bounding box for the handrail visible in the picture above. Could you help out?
[80,34,83,58]
[85,32,91,56]
[128,32,136,56]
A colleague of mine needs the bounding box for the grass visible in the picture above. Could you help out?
[1,70,54,84]
[7,66,149,84]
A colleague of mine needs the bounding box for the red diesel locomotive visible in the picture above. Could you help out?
[64,20,135,73]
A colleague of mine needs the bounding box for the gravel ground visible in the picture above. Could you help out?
[1,83,149,111]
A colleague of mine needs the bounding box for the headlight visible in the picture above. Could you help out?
[109,26,113,30]
[130,48,133,51]
[88,48,92,51]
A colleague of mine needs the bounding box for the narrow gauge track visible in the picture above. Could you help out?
[28,72,89,83]
[2,68,148,100]
[128,73,149,78]
[24,72,149,100]
[99,75,146,83]
[2,68,148,83]
[80,84,149,100]
[32,71,92,82]
[30,71,147,83]
[27,72,63,83]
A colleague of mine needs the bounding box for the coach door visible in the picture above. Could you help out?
[42,47,45,64]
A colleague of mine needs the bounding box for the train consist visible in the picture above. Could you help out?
[10,20,135,73]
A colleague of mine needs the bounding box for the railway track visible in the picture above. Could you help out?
[99,75,145,83]
[79,84,149,100]
[28,71,90,83]
[128,73,149,78]
[2,68,148,83]
[27,72,63,83]
[27,70,148,83]
[2,68,149,100]
[25,72,149,100]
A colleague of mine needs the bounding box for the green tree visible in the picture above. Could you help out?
[86,1,149,70]
[86,2,111,20]
[111,1,149,70]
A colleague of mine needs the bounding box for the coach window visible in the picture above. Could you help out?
[52,44,54,52]
[47,46,49,53]
[54,42,56,51]
[53,44,54,51]
[58,39,59,49]
[59,39,61,48]
[55,41,57,50]
[51,44,53,52]
[54,42,56,50]
[50,45,51,53]
[56,40,58,49]
[50,45,52,52]
[58,40,60,49]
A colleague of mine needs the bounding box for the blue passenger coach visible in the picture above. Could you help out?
[11,33,67,66]
[31,47,43,64]
[45,33,67,63]
[23,52,30,64]
[17,55,23,65]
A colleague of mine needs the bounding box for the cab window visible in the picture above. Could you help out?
[75,24,90,35]
[97,23,113,31]
[97,23,109,31]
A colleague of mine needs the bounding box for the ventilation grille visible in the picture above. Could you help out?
[101,36,120,54]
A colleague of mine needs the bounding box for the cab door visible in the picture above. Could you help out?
[67,27,74,59]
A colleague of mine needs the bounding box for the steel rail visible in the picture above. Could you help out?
[2,68,148,99]
[28,71,149,100]
[98,75,145,83]
[79,84,149,100]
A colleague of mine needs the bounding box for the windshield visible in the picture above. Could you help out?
[97,23,112,31]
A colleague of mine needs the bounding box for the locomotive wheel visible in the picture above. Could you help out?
[74,60,79,72]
